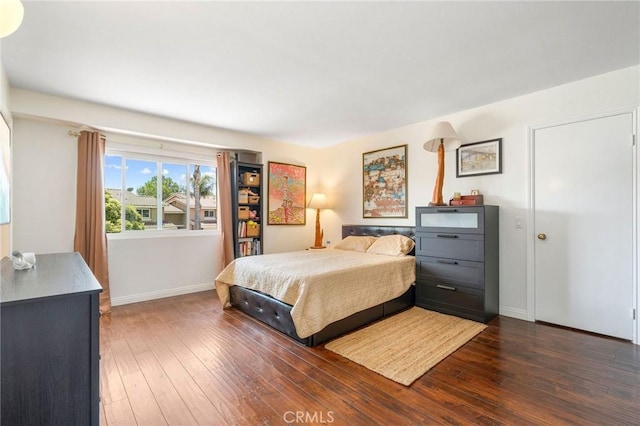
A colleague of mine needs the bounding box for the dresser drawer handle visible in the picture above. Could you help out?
[436,234,458,239]
[436,284,457,291]
[436,260,458,265]
[436,209,457,212]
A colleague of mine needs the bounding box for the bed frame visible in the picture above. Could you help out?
[228,225,416,346]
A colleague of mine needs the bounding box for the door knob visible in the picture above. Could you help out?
[537,233,547,240]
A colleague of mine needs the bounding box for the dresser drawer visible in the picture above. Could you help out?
[416,206,485,234]
[416,256,484,290]
[415,281,484,317]
[415,232,484,262]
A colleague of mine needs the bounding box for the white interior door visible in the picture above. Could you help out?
[533,113,634,340]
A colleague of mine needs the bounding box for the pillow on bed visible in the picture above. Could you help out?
[366,234,415,256]
[334,236,378,252]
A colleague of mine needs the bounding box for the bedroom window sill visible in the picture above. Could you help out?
[107,230,219,240]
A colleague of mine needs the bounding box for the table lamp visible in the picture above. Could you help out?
[307,193,328,249]
[423,121,462,206]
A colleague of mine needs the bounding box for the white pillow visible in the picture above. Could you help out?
[334,236,378,252]
[366,234,415,256]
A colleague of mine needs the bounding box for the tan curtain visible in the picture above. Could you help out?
[74,130,111,314]
[217,152,234,267]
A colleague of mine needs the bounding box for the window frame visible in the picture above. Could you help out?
[105,146,219,239]
[136,208,151,221]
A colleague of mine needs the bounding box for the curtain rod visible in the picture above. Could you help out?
[68,129,106,139]
[67,128,260,159]
[67,128,238,159]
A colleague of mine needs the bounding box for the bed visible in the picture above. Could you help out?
[215,225,416,346]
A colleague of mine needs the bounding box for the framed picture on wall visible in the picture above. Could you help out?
[267,161,306,225]
[0,112,10,225]
[456,138,502,177]
[363,144,408,218]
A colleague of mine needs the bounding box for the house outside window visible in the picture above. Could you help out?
[104,149,217,234]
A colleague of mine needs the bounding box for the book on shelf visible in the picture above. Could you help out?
[238,239,261,256]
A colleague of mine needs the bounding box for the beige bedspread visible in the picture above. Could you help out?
[214,249,415,338]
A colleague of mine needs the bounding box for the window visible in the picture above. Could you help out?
[105,151,217,234]
[137,208,151,221]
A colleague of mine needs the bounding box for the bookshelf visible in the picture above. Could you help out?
[231,160,263,258]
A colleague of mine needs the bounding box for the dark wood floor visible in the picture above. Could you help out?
[99,290,640,425]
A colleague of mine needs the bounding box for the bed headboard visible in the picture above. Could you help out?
[341,225,415,240]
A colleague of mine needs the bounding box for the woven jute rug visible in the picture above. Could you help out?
[324,307,487,386]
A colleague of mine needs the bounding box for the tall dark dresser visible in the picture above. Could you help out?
[415,206,499,323]
[1,252,102,426]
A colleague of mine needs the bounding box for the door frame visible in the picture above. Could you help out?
[526,107,639,344]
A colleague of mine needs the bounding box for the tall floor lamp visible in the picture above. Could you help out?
[308,193,327,249]
[423,122,462,206]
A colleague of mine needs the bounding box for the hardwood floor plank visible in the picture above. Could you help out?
[139,334,229,425]
[100,348,128,405]
[110,339,141,378]
[99,291,640,425]
[180,356,283,425]
[162,357,229,425]
[99,400,107,426]
[121,370,168,425]
[134,350,199,426]
[102,396,137,426]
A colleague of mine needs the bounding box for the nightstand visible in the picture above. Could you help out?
[414,205,499,323]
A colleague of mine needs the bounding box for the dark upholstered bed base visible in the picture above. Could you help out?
[230,284,415,346]
[228,225,416,346]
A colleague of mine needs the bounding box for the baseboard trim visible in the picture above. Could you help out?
[499,306,528,321]
[111,282,215,306]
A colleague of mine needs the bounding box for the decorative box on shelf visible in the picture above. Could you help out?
[246,223,260,237]
[238,206,250,220]
[241,172,260,186]
[238,188,249,203]
[239,188,260,204]
[450,194,484,206]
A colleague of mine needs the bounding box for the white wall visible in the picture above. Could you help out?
[321,65,640,319]
[12,119,77,254]
[107,234,221,305]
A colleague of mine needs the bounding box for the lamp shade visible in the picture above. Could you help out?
[0,0,24,38]
[307,193,328,209]
[423,121,462,152]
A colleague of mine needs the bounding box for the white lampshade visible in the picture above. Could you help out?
[0,0,24,38]
[307,193,328,209]
[423,121,462,152]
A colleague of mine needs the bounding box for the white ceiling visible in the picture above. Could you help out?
[2,1,639,147]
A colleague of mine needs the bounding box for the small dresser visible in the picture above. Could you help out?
[1,252,102,426]
[415,206,499,323]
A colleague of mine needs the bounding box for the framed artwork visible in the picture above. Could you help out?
[363,144,407,218]
[267,161,306,225]
[0,112,10,225]
[456,138,502,177]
